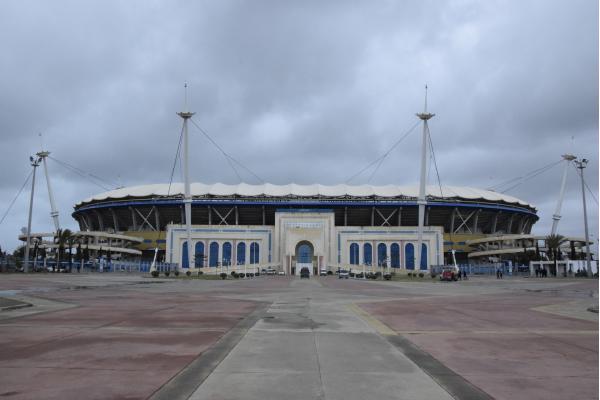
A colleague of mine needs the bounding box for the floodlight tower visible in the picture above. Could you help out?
[415,86,435,271]
[24,155,42,273]
[550,154,576,235]
[36,150,60,232]
[177,84,195,271]
[574,158,593,278]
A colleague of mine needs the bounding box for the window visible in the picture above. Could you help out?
[181,241,189,269]
[237,242,246,265]
[222,242,232,266]
[209,242,219,267]
[391,243,400,268]
[349,243,359,265]
[405,243,415,270]
[363,243,372,266]
[195,242,204,268]
[420,243,428,270]
[250,242,259,264]
[377,243,387,267]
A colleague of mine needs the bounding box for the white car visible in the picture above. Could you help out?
[338,269,349,279]
[266,268,276,275]
[319,268,328,276]
[278,270,286,276]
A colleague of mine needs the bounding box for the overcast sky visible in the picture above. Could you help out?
[0,0,598,253]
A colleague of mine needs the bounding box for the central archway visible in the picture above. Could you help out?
[295,240,314,276]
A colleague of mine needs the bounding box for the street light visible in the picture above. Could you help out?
[574,158,593,278]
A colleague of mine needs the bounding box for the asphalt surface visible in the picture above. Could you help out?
[0,273,597,400]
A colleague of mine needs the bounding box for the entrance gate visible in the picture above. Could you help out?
[295,241,314,276]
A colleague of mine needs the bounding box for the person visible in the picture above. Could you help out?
[462,269,468,280]
[496,268,500,279]
[500,269,503,279]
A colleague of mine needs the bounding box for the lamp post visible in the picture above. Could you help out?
[574,158,593,278]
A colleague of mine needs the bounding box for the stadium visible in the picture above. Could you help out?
[72,182,538,275]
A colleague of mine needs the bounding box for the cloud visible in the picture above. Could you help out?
[0,0,597,253]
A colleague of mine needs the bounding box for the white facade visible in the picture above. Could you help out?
[166,210,443,275]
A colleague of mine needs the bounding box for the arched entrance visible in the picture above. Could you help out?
[295,241,314,276]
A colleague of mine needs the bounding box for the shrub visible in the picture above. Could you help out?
[248,273,254,278]
[232,272,239,278]
[197,270,203,276]
[186,270,191,277]
[418,272,424,278]
[239,273,245,278]
[174,270,180,277]
[164,271,170,277]
[383,273,392,281]
[255,272,260,277]
[407,272,413,277]
[430,273,437,279]
[220,272,227,280]
[151,270,159,278]
[327,270,333,275]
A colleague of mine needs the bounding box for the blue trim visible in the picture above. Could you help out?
[276,208,334,213]
[74,198,537,217]
[268,232,272,262]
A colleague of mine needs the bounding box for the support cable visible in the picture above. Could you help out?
[500,160,563,193]
[189,118,263,183]
[48,156,119,190]
[571,163,599,205]
[0,170,33,226]
[487,159,563,192]
[347,120,421,183]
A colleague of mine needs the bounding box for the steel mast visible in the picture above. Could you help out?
[36,151,60,232]
[24,155,42,273]
[550,154,576,235]
[177,84,195,271]
[415,86,434,271]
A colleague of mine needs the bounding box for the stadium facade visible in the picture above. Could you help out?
[72,182,538,275]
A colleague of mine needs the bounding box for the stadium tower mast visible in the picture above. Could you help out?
[36,150,60,232]
[415,86,434,271]
[177,84,195,270]
[550,154,576,235]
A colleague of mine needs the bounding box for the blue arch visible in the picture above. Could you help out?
[391,243,400,268]
[250,242,259,264]
[405,243,415,270]
[222,242,232,266]
[377,243,387,267]
[237,242,246,265]
[297,243,313,263]
[349,243,359,265]
[209,242,219,267]
[420,243,428,270]
[182,241,189,268]
[363,243,372,265]
[195,242,204,268]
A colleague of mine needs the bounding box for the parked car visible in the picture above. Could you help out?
[300,267,310,279]
[319,268,328,276]
[338,269,349,279]
[278,270,286,275]
[266,268,276,275]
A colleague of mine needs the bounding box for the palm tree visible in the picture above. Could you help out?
[54,229,73,272]
[545,234,566,276]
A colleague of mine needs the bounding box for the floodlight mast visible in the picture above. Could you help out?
[177,84,195,271]
[550,154,576,235]
[24,156,41,273]
[415,86,435,271]
[574,158,593,278]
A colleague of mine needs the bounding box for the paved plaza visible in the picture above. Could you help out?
[0,274,597,399]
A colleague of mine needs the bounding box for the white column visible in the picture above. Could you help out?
[416,90,434,271]
[551,154,576,235]
[39,153,60,232]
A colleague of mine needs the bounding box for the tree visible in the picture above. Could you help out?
[545,234,566,277]
[54,229,73,272]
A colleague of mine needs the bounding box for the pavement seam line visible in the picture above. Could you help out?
[149,301,271,400]
[347,303,397,336]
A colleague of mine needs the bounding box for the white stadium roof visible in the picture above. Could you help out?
[77,183,534,208]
